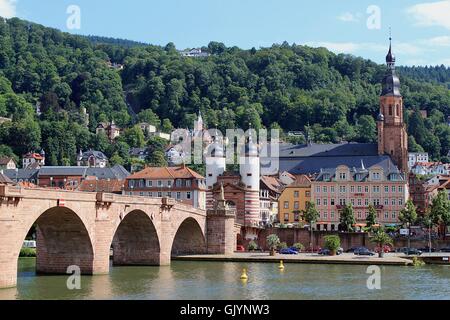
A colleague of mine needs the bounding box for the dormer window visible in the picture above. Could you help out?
[339,173,346,180]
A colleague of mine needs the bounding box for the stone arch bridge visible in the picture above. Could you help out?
[0,185,236,288]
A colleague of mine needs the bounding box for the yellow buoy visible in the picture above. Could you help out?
[278,260,285,270]
[240,268,248,280]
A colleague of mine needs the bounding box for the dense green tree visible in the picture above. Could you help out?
[366,205,378,232]
[339,204,356,232]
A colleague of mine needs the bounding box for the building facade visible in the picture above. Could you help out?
[278,175,311,225]
[124,165,206,209]
[408,152,429,170]
[0,157,17,170]
[77,150,109,168]
[22,151,45,169]
[311,165,408,231]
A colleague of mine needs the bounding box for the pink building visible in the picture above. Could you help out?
[311,164,408,231]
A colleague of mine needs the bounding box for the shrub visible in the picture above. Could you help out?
[248,241,258,251]
[278,242,288,250]
[20,248,36,257]
[324,235,341,251]
[266,234,280,251]
[293,243,305,252]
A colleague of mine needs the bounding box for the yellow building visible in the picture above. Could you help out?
[278,175,311,224]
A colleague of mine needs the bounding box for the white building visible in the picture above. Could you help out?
[408,152,429,170]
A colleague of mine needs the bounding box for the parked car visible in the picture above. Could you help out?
[288,247,300,253]
[318,248,343,256]
[236,245,245,252]
[395,247,408,253]
[354,247,375,256]
[440,247,450,253]
[418,246,436,253]
[375,245,392,253]
[346,247,361,253]
[279,248,298,255]
[405,248,423,255]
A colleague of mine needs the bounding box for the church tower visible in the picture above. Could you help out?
[377,37,408,173]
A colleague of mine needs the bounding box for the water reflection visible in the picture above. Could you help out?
[4,258,450,300]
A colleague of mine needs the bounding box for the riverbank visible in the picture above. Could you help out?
[174,252,414,266]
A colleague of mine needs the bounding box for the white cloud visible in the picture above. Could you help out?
[337,12,361,23]
[407,0,450,29]
[421,35,450,46]
[305,41,385,54]
[0,0,16,18]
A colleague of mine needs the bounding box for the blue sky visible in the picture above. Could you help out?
[1,0,450,66]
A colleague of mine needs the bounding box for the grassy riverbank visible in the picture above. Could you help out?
[19,248,36,258]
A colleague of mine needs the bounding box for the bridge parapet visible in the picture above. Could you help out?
[0,185,22,198]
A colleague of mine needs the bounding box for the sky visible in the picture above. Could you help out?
[1,0,450,66]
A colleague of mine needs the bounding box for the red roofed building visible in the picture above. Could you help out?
[124,165,206,209]
[22,150,45,169]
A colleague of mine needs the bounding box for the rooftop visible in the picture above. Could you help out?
[127,166,204,180]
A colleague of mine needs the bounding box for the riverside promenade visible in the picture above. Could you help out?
[174,252,414,266]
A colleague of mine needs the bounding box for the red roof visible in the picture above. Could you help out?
[23,153,43,160]
[127,166,204,180]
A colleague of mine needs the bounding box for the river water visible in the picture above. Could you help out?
[0,258,449,300]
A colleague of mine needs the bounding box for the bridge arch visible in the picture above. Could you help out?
[111,209,161,266]
[26,206,94,275]
[171,217,207,256]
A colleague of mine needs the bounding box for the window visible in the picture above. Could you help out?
[294,191,299,198]
[186,192,192,200]
[294,213,300,222]
[365,199,369,206]
[331,211,335,219]
[330,186,335,193]
[372,172,380,180]
[139,192,144,196]
[146,180,153,187]
[316,199,321,206]
[186,180,191,187]
[284,213,289,222]
[385,186,389,193]
[398,198,403,206]
[167,192,172,198]
[176,192,181,199]
[316,186,321,193]
[339,186,346,193]
[365,186,369,193]
[389,105,393,116]
[284,201,289,209]
[384,198,389,205]
[384,212,389,219]
[330,199,335,205]
[294,202,299,209]
[351,199,355,206]
[398,186,403,193]
[128,180,135,188]
[392,212,396,219]
[374,199,380,206]
[323,186,327,193]
[324,212,328,219]
[339,199,346,205]
[167,180,173,187]
[339,173,347,180]
[392,186,396,192]
[357,212,362,219]
[350,186,355,193]
[306,191,311,197]
[157,192,162,198]
[176,180,182,187]
[158,180,163,187]
[357,186,362,193]
[392,199,396,206]
[148,192,153,197]
[323,198,328,206]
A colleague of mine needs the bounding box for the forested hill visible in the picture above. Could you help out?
[0,17,450,168]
